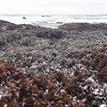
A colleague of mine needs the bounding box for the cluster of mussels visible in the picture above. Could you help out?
[0,45,107,107]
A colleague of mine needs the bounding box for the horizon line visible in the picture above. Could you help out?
[0,14,107,16]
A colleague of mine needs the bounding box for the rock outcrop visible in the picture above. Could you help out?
[0,20,16,31]
[58,23,107,31]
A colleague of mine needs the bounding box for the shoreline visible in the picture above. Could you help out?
[0,15,107,28]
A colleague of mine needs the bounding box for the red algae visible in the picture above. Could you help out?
[0,45,107,107]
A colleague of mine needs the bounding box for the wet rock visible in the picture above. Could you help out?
[58,23,107,31]
[22,16,27,20]
[0,20,16,31]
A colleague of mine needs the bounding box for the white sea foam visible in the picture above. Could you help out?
[0,15,107,28]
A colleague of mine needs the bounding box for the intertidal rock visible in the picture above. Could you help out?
[58,23,107,31]
[0,20,16,31]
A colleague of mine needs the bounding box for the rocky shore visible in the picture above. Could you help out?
[0,20,107,107]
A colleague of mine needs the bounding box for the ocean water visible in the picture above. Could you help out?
[0,15,107,28]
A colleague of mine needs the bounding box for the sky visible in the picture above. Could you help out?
[0,0,106,15]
